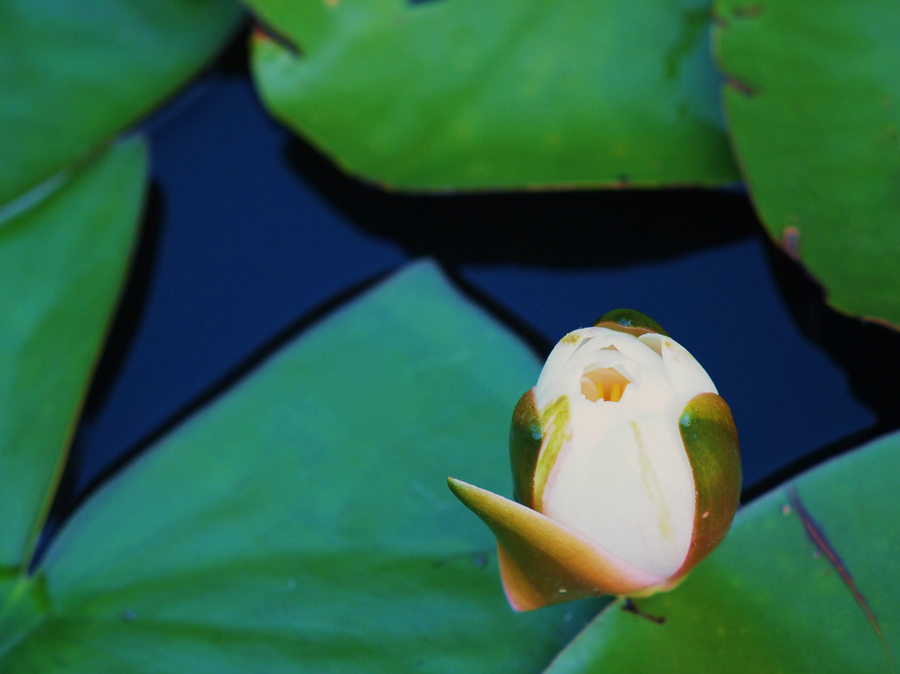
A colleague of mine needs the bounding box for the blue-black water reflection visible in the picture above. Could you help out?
[43,36,898,557]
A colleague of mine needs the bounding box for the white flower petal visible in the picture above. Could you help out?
[637,332,664,356]
[535,328,594,407]
[531,325,720,579]
[654,336,717,405]
[541,410,694,578]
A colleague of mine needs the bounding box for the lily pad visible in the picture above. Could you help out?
[0,0,242,206]
[544,429,900,673]
[0,138,146,572]
[248,0,739,189]
[713,0,900,328]
[1,261,600,672]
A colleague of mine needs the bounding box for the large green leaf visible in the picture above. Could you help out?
[248,0,739,190]
[1,261,601,672]
[544,430,900,673]
[0,0,242,206]
[713,0,900,328]
[0,138,147,573]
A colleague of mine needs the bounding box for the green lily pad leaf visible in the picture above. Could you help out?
[248,0,739,190]
[3,261,601,672]
[544,430,900,673]
[713,1,900,328]
[0,138,146,572]
[0,0,242,206]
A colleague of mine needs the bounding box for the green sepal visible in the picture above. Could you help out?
[594,309,669,337]
[447,478,660,612]
[674,392,742,579]
[509,388,542,508]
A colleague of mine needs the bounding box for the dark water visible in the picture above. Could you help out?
[43,33,900,541]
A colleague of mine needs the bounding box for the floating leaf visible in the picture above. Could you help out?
[713,0,900,328]
[248,0,739,190]
[1,261,601,672]
[0,0,242,206]
[0,138,146,572]
[544,429,900,673]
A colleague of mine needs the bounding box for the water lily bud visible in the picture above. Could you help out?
[448,309,741,611]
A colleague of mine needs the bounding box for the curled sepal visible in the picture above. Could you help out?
[509,389,542,508]
[672,392,742,580]
[447,478,662,611]
[593,308,669,337]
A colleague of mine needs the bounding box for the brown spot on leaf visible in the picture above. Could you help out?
[731,4,763,18]
[726,78,757,97]
[782,226,801,260]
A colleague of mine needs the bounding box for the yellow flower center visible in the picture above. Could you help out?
[580,367,631,403]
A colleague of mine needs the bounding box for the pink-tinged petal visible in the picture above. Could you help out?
[509,388,542,509]
[447,478,662,611]
[670,392,742,581]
